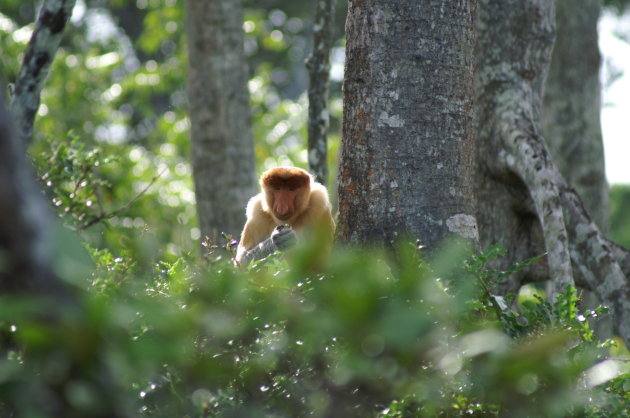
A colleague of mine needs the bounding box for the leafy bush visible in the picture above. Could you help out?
[0,238,628,417]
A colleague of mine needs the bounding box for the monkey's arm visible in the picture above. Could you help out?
[236,225,297,266]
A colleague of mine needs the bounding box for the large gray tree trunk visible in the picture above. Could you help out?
[542,0,608,231]
[475,0,630,347]
[185,0,257,243]
[338,0,478,250]
[542,0,611,337]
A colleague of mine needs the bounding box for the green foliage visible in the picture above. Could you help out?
[33,132,116,229]
[29,126,196,271]
[1,242,628,417]
[610,184,630,249]
[2,2,629,416]
[1,0,196,269]
[2,0,343,264]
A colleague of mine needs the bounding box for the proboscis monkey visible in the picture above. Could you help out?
[235,166,335,266]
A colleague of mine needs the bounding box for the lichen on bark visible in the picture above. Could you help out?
[11,0,77,145]
[338,0,478,250]
[475,0,630,347]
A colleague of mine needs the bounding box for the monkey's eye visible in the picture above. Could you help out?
[273,186,281,191]
[288,186,297,191]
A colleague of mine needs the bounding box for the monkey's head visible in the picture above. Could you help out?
[261,167,312,223]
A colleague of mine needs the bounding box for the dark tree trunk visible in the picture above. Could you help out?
[338,0,478,250]
[475,0,630,347]
[0,91,69,298]
[2,0,75,296]
[185,0,257,244]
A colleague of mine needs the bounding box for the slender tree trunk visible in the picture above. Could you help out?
[2,0,75,297]
[338,0,478,250]
[185,0,257,244]
[11,0,76,145]
[307,0,336,186]
[542,0,608,231]
[475,0,630,347]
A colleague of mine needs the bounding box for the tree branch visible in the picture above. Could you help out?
[558,182,630,347]
[79,168,165,230]
[495,92,575,296]
[610,241,630,277]
[493,93,630,348]
[475,1,630,348]
[11,0,76,145]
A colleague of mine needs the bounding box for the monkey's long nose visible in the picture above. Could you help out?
[277,205,291,218]
[275,199,292,218]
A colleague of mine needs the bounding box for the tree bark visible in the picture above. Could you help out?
[11,0,77,145]
[559,183,630,343]
[185,0,257,243]
[338,0,478,250]
[2,0,75,297]
[542,0,608,231]
[474,0,574,294]
[307,0,336,186]
[0,90,69,298]
[475,0,630,347]
[542,0,611,336]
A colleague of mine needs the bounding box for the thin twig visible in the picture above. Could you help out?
[80,168,166,230]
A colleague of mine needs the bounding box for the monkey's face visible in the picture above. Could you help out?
[271,185,303,222]
[262,167,312,224]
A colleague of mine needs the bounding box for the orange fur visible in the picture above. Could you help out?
[236,167,335,263]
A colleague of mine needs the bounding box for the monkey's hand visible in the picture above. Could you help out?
[271,225,297,251]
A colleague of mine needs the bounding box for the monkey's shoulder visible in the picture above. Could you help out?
[308,182,332,210]
[246,193,274,221]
